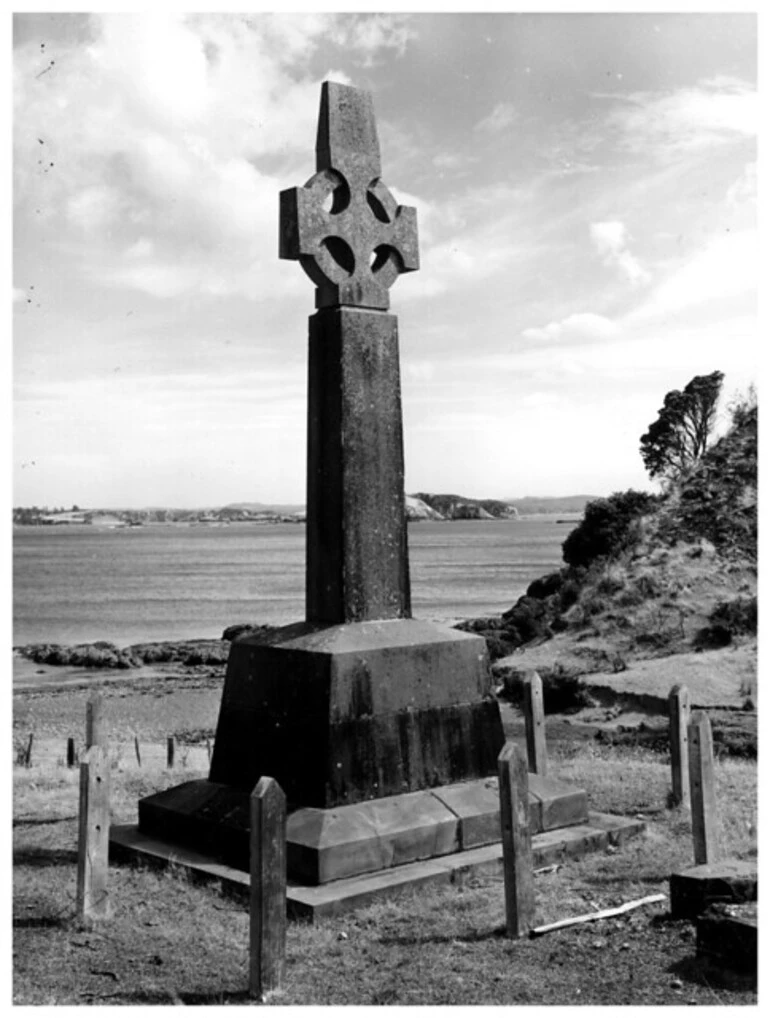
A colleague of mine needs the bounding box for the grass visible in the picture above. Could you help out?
[12,738,757,1006]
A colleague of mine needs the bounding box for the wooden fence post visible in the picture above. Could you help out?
[523,671,547,776]
[249,776,287,1000]
[688,711,718,866]
[86,691,104,749]
[76,744,111,921]
[24,733,34,768]
[166,737,175,769]
[497,741,535,939]
[668,684,690,807]
[134,736,142,767]
[67,737,77,768]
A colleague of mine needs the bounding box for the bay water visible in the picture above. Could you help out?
[12,519,570,648]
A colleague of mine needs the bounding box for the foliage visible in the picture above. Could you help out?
[561,490,660,569]
[639,371,723,484]
[656,400,757,558]
[709,596,757,637]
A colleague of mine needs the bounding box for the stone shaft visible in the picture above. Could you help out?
[307,306,410,624]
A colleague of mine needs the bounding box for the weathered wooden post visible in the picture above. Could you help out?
[498,741,535,938]
[86,691,104,749]
[24,733,34,767]
[76,744,111,920]
[688,711,718,865]
[249,776,287,999]
[523,671,547,776]
[134,736,142,767]
[668,684,690,807]
[67,737,77,768]
[167,737,175,769]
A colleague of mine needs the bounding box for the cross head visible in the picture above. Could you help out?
[280,81,419,310]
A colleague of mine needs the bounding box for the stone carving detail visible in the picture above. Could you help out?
[280,82,419,310]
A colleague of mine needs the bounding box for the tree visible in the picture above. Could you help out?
[639,371,723,484]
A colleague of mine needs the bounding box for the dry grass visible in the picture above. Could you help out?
[12,739,757,1006]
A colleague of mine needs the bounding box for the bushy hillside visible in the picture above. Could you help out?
[458,398,758,673]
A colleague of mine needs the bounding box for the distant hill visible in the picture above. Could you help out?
[502,495,600,515]
[411,493,519,520]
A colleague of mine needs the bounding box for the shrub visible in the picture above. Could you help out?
[709,596,757,636]
[526,571,564,599]
[562,489,660,569]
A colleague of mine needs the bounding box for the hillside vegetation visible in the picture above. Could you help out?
[458,399,758,688]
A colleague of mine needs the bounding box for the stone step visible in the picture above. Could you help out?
[138,772,588,884]
[109,811,644,921]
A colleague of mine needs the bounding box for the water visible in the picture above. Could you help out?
[12,520,569,647]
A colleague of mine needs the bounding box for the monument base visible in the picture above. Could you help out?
[111,810,646,920]
[139,772,588,883]
[206,618,505,808]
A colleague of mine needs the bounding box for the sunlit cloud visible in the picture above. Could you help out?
[603,76,757,156]
[590,220,651,286]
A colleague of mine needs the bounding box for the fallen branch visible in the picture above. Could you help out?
[529,893,666,937]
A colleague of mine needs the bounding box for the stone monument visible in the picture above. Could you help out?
[136,82,593,900]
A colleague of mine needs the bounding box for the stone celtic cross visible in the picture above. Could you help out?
[280,81,419,311]
[279,81,419,624]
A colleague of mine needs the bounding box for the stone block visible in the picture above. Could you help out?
[287,791,459,883]
[207,618,504,808]
[529,773,588,832]
[696,902,757,974]
[431,778,501,850]
[669,859,757,919]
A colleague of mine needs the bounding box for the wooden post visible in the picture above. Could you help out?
[76,745,111,920]
[249,776,287,1000]
[86,691,104,749]
[134,736,142,767]
[67,737,76,768]
[24,733,34,768]
[497,741,535,938]
[523,671,547,775]
[668,684,690,807]
[166,737,175,769]
[688,711,719,866]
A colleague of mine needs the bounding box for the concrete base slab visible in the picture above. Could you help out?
[109,810,644,921]
[669,859,757,919]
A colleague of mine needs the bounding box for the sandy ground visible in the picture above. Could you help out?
[493,641,755,710]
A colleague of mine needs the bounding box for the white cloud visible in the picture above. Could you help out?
[13,13,412,303]
[604,76,757,156]
[630,229,757,324]
[590,220,651,286]
[475,102,517,134]
[522,312,618,344]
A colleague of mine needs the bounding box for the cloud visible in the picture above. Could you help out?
[522,312,618,345]
[13,13,413,302]
[630,228,757,324]
[603,76,757,157]
[475,102,517,134]
[590,221,651,286]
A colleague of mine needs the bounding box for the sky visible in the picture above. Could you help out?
[12,7,758,509]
